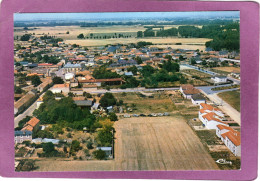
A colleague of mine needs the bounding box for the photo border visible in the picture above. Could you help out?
[0,0,259,180]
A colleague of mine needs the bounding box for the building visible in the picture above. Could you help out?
[15,130,32,144]
[36,77,53,93]
[216,125,241,156]
[180,84,200,99]
[96,147,112,156]
[211,76,227,83]
[191,94,206,105]
[63,62,82,73]
[21,117,40,132]
[14,90,37,115]
[199,103,227,129]
[50,83,70,94]
[72,97,93,108]
[36,97,43,108]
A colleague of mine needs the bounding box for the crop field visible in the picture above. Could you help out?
[113,117,219,170]
[14,26,211,50]
[114,92,176,114]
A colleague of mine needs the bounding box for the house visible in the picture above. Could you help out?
[21,117,40,132]
[216,125,241,156]
[72,97,93,108]
[36,97,43,108]
[211,76,227,84]
[96,147,112,156]
[63,62,82,73]
[180,84,200,99]
[199,103,227,129]
[15,130,32,144]
[191,94,206,105]
[14,90,37,115]
[36,77,53,93]
[50,83,70,94]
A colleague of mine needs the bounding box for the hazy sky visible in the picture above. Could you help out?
[14,11,239,21]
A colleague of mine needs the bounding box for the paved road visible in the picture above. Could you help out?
[197,84,239,95]
[89,87,179,94]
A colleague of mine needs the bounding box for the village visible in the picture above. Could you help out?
[14,19,241,171]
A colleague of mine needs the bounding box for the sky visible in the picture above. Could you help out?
[14,11,240,21]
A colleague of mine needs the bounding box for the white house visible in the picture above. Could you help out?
[199,103,227,129]
[216,125,241,157]
[211,76,227,83]
[191,94,206,105]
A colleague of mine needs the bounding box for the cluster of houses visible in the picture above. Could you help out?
[198,103,241,157]
[15,117,40,144]
[179,84,240,157]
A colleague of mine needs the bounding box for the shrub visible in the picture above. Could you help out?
[93,149,106,160]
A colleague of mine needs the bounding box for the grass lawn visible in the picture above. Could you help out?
[218,90,240,112]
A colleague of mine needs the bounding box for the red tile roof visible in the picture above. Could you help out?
[202,112,228,125]
[22,117,40,131]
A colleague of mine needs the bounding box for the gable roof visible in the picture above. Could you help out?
[202,112,228,125]
[21,117,40,131]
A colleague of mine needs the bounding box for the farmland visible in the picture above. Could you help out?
[14,25,211,50]
[113,117,219,170]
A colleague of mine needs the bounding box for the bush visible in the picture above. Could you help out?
[16,159,37,171]
[67,133,72,138]
[93,149,106,160]
[86,141,93,149]
[84,149,90,157]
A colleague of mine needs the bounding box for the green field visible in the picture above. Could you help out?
[218,90,240,112]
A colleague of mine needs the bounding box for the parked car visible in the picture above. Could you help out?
[151,113,157,117]
[139,114,146,117]
[157,113,163,117]
[163,112,170,116]
[124,114,131,118]
[132,114,139,117]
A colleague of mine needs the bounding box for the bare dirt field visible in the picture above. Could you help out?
[113,116,219,170]
[212,67,240,73]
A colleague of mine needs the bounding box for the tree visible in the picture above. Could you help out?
[52,77,64,84]
[135,56,143,64]
[83,91,92,98]
[43,90,55,102]
[127,66,138,75]
[17,116,32,130]
[71,140,81,153]
[20,34,31,41]
[43,142,55,153]
[68,92,75,97]
[30,75,42,87]
[77,33,84,39]
[99,93,117,107]
[190,58,197,65]
[14,86,23,94]
[66,31,70,34]
[92,149,106,160]
[108,112,118,121]
[97,128,113,146]
[137,31,143,38]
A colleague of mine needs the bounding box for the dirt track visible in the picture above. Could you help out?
[113,117,219,170]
